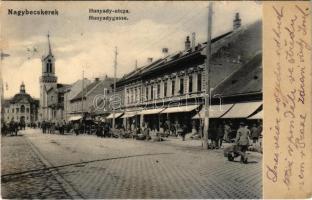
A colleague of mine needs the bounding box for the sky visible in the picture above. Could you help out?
[0,1,262,98]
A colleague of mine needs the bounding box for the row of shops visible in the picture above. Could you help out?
[67,18,263,138]
[101,101,262,133]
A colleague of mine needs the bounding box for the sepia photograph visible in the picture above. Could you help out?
[0,1,264,199]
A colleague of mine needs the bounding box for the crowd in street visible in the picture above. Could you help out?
[1,120,27,136]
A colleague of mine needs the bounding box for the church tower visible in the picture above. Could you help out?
[39,33,57,121]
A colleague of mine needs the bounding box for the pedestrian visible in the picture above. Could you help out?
[74,122,79,136]
[42,120,46,133]
[250,124,259,143]
[223,122,231,142]
[180,124,187,141]
[216,123,224,148]
[235,122,250,163]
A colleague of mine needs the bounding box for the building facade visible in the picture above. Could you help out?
[3,83,39,125]
[113,14,262,132]
[67,77,114,121]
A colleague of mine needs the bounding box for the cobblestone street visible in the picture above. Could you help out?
[1,129,262,199]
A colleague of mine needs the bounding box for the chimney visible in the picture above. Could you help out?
[191,32,196,51]
[185,36,191,50]
[233,12,241,30]
[147,57,153,63]
[162,48,169,57]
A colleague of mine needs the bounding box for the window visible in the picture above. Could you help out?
[164,82,167,97]
[157,84,160,99]
[127,89,130,104]
[21,105,25,113]
[12,108,14,113]
[16,108,19,113]
[171,80,175,96]
[189,75,193,93]
[131,89,133,103]
[145,87,149,100]
[26,108,30,113]
[151,85,154,100]
[197,73,202,92]
[179,78,184,95]
[134,88,137,103]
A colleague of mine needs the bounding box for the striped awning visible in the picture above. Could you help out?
[221,102,262,118]
[137,108,165,115]
[68,115,82,121]
[121,112,137,118]
[248,110,263,119]
[161,105,199,114]
[192,104,234,119]
[106,112,123,119]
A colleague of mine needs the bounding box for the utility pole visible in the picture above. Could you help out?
[203,2,213,149]
[82,69,84,116]
[112,47,118,132]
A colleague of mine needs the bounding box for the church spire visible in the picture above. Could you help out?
[47,32,52,55]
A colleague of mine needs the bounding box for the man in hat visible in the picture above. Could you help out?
[235,122,250,163]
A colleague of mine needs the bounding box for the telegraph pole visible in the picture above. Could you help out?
[203,2,213,149]
[82,69,84,115]
[112,47,118,132]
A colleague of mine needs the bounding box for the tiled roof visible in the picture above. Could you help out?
[117,20,262,87]
[212,52,262,97]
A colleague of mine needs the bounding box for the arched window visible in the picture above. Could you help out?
[46,59,52,73]
[21,105,25,113]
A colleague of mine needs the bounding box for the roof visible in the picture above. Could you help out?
[70,78,113,102]
[117,20,262,87]
[212,52,262,97]
[10,93,35,104]
[57,83,71,93]
[2,99,11,107]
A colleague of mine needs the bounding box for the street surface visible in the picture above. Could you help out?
[1,128,262,199]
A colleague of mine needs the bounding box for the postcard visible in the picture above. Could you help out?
[0,1,311,199]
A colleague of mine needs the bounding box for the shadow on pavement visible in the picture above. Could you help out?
[1,152,174,179]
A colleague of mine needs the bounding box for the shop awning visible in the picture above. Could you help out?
[68,115,82,121]
[221,102,262,118]
[106,112,123,119]
[248,110,263,119]
[121,112,137,118]
[161,105,199,114]
[137,108,165,115]
[192,104,234,119]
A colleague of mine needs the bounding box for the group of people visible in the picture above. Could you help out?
[40,120,71,134]
[1,120,26,136]
[208,121,262,149]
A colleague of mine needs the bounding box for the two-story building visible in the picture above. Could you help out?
[112,14,262,132]
[67,76,114,121]
[3,83,39,125]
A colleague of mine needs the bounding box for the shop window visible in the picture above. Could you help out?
[189,75,193,93]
